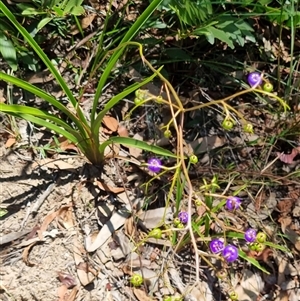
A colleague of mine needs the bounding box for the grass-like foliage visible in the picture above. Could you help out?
[0,0,179,165]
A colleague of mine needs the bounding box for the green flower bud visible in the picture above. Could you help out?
[249,242,265,252]
[256,232,267,243]
[134,97,143,106]
[135,89,148,100]
[156,96,163,104]
[243,123,253,133]
[173,217,181,226]
[130,273,143,287]
[255,243,265,252]
[263,82,273,92]
[222,118,234,130]
[164,130,172,138]
[149,228,162,239]
[177,222,185,229]
[189,155,198,164]
[229,291,238,300]
[194,199,202,206]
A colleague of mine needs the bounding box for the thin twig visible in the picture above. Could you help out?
[31,182,56,214]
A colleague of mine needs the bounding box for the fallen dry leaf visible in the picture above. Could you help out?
[96,180,125,193]
[133,288,156,301]
[26,225,40,240]
[76,262,98,276]
[122,264,133,276]
[0,229,32,245]
[246,247,274,270]
[187,136,225,155]
[32,158,75,170]
[57,206,74,229]
[283,227,300,252]
[117,125,129,137]
[234,269,263,301]
[254,189,267,211]
[277,147,300,164]
[57,285,79,301]
[57,285,68,301]
[277,255,287,286]
[5,137,16,148]
[128,132,144,158]
[277,199,294,214]
[0,89,6,103]
[38,205,72,240]
[70,13,96,35]
[86,203,132,252]
[102,115,119,132]
[124,216,135,237]
[49,136,79,154]
[99,133,120,157]
[139,207,174,229]
[185,282,214,301]
[73,238,96,286]
[278,215,292,233]
[22,241,38,266]
[65,286,79,301]
[57,271,77,288]
[81,13,96,28]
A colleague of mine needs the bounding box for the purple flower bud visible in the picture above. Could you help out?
[244,228,257,243]
[209,239,225,254]
[147,158,162,173]
[247,72,262,87]
[222,244,238,262]
[225,196,241,211]
[178,211,189,224]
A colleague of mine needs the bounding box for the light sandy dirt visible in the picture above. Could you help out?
[0,144,105,301]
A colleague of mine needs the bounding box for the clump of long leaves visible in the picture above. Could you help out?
[0,0,179,165]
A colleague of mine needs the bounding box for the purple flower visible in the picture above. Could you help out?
[222,244,238,262]
[209,239,225,254]
[244,228,257,243]
[225,196,241,211]
[147,158,162,173]
[178,211,189,224]
[247,72,262,87]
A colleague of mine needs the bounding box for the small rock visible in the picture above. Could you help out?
[111,247,125,261]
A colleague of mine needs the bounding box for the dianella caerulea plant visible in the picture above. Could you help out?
[0,0,177,165]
